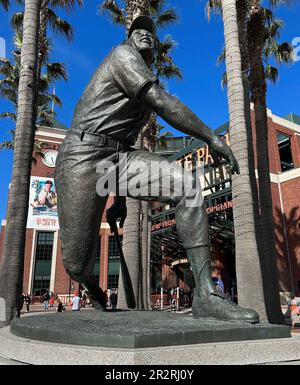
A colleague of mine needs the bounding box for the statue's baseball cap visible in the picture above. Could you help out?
[128,15,156,37]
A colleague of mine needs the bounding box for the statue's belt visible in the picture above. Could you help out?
[79,131,133,151]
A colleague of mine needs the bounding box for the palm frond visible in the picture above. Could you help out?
[156,34,177,55]
[217,47,226,66]
[0,0,10,11]
[47,9,74,40]
[156,64,182,80]
[38,93,62,108]
[264,18,284,41]
[0,141,14,150]
[0,112,17,121]
[221,71,227,90]
[274,41,294,63]
[0,87,17,105]
[36,106,56,127]
[268,0,293,7]
[100,0,126,26]
[13,30,23,50]
[44,62,68,82]
[205,0,222,21]
[265,64,278,83]
[155,9,178,28]
[49,0,83,13]
[262,8,274,26]
[11,12,24,31]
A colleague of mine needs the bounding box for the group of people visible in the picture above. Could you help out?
[168,288,193,311]
[70,289,118,312]
[42,291,66,312]
[20,287,119,314]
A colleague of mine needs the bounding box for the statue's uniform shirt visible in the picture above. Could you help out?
[70,43,158,145]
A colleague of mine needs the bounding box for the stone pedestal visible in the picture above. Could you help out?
[10,309,290,348]
[0,310,298,365]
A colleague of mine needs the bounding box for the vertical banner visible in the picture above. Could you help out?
[27,176,59,230]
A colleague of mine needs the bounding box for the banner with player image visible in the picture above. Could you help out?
[27,176,59,230]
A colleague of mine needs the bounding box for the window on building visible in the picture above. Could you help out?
[107,274,119,289]
[32,275,51,297]
[33,232,54,296]
[35,232,54,261]
[277,132,294,172]
[108,235,122,290]
[93,236,101,283]
[108,235,122,259]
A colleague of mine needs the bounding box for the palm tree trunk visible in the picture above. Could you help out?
[236,0,265,279]
[247,0,284,324]
[221,0,267,320]
[36,0,48,90]
[236,0,261,240]
[117,197,142,309]
[0,0,41,326]
[141,200,151,309]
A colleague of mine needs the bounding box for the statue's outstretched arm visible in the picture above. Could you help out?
[141,83,214,143]
[141,83,240,175]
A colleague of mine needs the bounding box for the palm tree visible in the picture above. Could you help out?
[1,0,82,149]
[101,0,181,309]
[10,0,82,101]
[0,0,41,326]
[247,0,293,324]
[0,30,67,149]
[220,0,268,319]
[208,0,292,324]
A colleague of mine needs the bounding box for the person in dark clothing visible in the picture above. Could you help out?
[20,293,25,312]
[25,294,31,312]
[110,290,118,312]
[43,291,50,311]
[57,298,66,312]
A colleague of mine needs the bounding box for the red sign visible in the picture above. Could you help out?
[206,200,233,214]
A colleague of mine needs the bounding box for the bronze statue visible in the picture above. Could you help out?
[55,15,259,323]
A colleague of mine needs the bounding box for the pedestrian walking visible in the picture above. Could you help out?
[43,291,50,311]
[110,290,118,312]
[49,295,55,309]
[25,294,31,312]
[81,291,87,308]
[57,298,66,313]
[20,293,25,312]
[71,291,81,311]
[171,289,177,311]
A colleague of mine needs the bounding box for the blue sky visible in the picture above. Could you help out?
[0,0,300,220]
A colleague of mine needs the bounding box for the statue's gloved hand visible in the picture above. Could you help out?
[106,196,127,234]
[208,136,240,175]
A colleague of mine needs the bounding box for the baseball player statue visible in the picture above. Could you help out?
[55,14,259,323]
